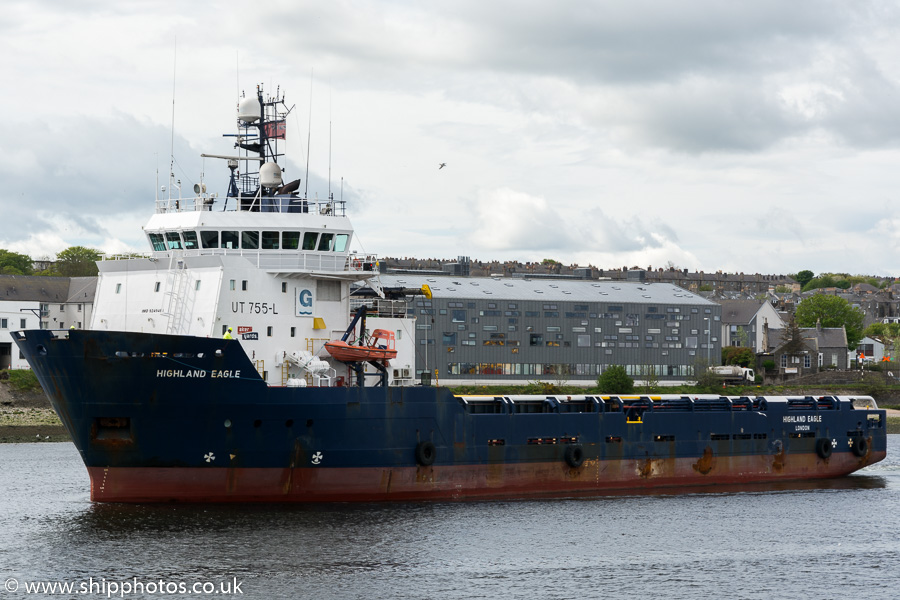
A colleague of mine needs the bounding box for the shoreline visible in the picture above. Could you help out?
[0,425,71,443]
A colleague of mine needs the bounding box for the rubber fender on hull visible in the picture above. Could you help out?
[852,437,868,458]
[565,444,585,468]
[815,438,833,459]
[415,441,436,466]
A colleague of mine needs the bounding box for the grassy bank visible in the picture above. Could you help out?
[888,417,900,434]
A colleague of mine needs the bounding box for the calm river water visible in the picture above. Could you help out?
[1,438,898,599]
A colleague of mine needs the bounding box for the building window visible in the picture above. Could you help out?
[267,326,273,337]
[229,280,235,291]
[290,327,296,338]
[195,280,201,290]
[242,280,248,291]
[577,335,591,347]
[154,282,161,292]
[115,284,121,294]
[282,282,288,293]
[781,355,788,368]
[0,318,6,329]
[77,304,82,312]
[804,355,811,369]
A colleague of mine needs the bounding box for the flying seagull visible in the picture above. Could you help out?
[438,163,446,169]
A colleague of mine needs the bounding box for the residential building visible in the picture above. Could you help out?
[0,275,97,369]
[717,299,784,352]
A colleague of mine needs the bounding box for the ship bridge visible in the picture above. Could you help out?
[143,193,375,281]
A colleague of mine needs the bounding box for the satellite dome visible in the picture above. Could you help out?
[260,162,283,188]
[238,97,260,123]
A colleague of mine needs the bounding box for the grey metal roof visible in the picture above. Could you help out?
[66,277,97,303]
[0,275,97,304]
[802,327,847,349]
[0,275,71,302]
[718,299,766,324]
[376,274,716,306]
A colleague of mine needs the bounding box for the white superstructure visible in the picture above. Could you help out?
[89,84,415,387]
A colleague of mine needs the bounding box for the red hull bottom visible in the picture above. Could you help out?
[87,450,885,503]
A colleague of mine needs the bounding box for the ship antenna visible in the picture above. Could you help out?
[305,68,313,198]
[168,39,177,209]
[328,85,332,199]
[328,120,332,199]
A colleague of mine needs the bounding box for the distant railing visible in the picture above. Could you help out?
[102,247,378,275]
[155,194,346,217]
[349,298,409,318]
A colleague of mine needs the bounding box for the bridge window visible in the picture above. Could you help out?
[165,232,182,250]
[182,231,199,250]
[283,231,300,250]
[302,232,318,250]
[200,231,219,248]
[318,233,334,251]
[334,234,349,252]
[221,231,238,249]
[241,231,259,250]
[149,233,166,251]
[262,231,280,249]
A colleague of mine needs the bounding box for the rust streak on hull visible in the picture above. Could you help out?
[86,449,886,503]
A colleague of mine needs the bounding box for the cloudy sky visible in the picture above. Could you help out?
[4,1,900,277]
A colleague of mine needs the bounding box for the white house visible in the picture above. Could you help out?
[0,275,97,369]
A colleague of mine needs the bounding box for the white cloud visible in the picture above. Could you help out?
[4,0,900,276]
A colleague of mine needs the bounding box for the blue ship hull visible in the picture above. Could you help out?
[13,329,887,502]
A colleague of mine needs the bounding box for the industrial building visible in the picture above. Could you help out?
[375,273,722,385]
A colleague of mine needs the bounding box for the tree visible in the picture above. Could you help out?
[794,270,814,288]
[779,314,807,355]
[596,365,634,394]
[0,249,33,275]
[637,364,659,392]
[795,294,865,349]
[722,346,755,367]
[54,246,102,277]
[732,326,750,348]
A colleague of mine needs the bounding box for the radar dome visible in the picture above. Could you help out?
[260,162,283,188]
[238,97,260,122]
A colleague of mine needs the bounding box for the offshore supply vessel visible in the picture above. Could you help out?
[13,84,886,502]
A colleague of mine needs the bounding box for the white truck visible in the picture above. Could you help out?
[708,365,756,384]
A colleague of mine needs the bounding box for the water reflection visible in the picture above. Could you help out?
[4,439,899,599]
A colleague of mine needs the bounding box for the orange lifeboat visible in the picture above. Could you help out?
[325,329,397,363]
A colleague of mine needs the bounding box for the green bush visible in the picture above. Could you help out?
[1,369,41,392]
[596,365,634,394]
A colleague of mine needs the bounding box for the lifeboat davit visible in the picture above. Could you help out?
[325,329,397,363]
